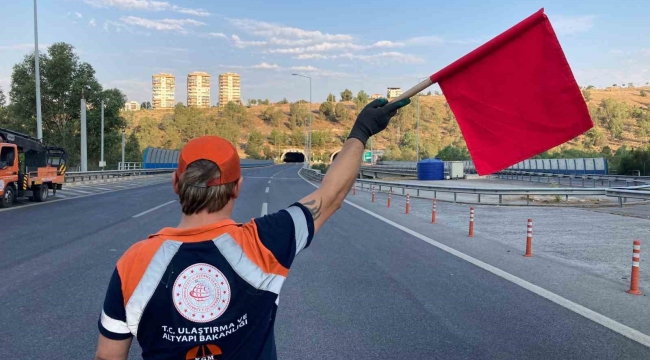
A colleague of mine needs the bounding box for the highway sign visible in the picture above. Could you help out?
[363,151,372,162]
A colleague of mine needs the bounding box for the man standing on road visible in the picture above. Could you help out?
[94,97,410,360]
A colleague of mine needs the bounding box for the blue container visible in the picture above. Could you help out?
[417,159,444,180]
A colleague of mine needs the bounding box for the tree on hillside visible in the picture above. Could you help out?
[9,42,126,167]
[260,106,284,127]
[0,87,6,107]
[434,91,440,96]
[595,98,628,139]
[245,130,265,159]
[277,98,289,105]
[641,90,647,97]
[586,85,595,89]
[319,101,335,122]
[124,132,142,162]
[628,82,634,88]
[289,129,304,146]
[583,127,607,148]
[268,128,287,146]
[263,145,275,160]
[326,93,336,102]
[222,101,248,125]
[289,101,308,128]
[247,99,257,106]
[426,91,432,96]
[354,90,369,108]
[582,89,592,102]
[334,102,350,122]
[340,89,353,101]
[436,145,470,161]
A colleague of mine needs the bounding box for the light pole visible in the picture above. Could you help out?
[80,89,88,172]
[416,77,426,162]
[33,0,43,141]
[100,100,105,169]
[121,127,126,170]
[292,73,312,167]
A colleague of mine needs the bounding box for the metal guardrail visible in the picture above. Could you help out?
[65,168,175,183]
[360,166,650,187]
[302,168,649,207]
[64,160,275,183]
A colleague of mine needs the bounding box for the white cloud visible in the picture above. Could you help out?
[173,7,210,17]
[269,42,366,54]
[229,18,353,42]
[337,52,424,64]
[89,18,96,27]
[270,38,314,46]
[82,0,210,16]
[75,12,83,18]
[289,65,319,72]
[205,32,227,39]
[120,16,205,32]
[231,34,267,48]
[252,62,280,69]
[404,35,444,45]
[371,40,405,48]
[294,54,328,60]
[552,15,595,35]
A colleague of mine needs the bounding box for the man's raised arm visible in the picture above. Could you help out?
[299,98,411,233]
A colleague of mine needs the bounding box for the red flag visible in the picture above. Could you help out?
[431,9,592,175]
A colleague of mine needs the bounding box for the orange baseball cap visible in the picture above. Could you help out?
[175,136,241,187]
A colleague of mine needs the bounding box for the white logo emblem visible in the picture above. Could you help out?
[173,263,231,323]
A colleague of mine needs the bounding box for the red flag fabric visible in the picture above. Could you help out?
[431,8,593,175]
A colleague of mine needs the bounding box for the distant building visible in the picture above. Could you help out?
[187,71,211,108]
[387,87,402,99]
[152,73,176,109]
[123,101,139,111]
[370,93,382,99]
[218,72,241,106]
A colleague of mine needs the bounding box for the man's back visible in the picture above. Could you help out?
[99,205,313,359]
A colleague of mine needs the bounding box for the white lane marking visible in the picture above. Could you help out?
[265,187,269,193]
[297,171,650,348]
[0,180,170,213]
[261,203,268,216]
[66,188,93,194]
[268,180,271,184]
[132,200,177,218]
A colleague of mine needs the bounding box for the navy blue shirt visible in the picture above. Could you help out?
[99,204,314,359]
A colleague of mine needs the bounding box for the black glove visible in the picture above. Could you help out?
[348,98,411,146]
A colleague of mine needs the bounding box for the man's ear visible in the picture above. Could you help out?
[232,177,244,199]
[172,172,180,194]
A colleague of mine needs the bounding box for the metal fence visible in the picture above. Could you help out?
[301,168,650,207]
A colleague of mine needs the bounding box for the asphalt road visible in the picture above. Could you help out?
[0,163,649,359]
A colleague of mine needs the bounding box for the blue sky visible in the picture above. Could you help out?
[0,0,649,105]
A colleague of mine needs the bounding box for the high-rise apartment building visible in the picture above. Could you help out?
[152,73,176,109]
[187,71,211,108]
[218,72,241,106]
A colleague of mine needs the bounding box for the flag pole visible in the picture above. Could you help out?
[389,78,433,104]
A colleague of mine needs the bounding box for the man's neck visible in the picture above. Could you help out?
[177,207,233,229]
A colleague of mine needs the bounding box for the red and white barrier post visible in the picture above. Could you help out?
[387,190,392,208]
[405,194,410,214]
[627,240,642,295]
[524,219,533,257]
[468,207,475,237]
[431,199,437,224]
[371,186,375,202]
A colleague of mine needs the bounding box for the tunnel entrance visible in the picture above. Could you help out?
[282,152,306,163]
[330,150,341,162]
